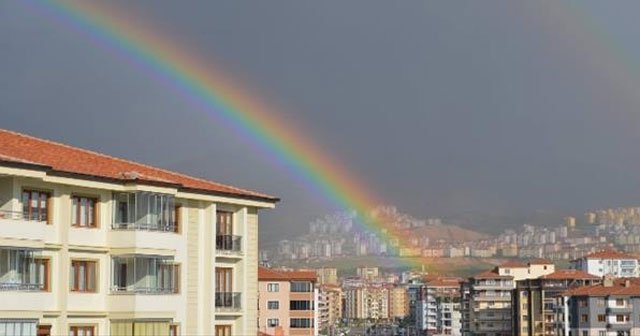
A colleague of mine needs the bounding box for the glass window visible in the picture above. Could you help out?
[290,318,314,329]
[267,283,279,292]
[0,320,37,336]
[290,300,313,311]
[71,196,98,228]
[70,260,97,292]
[21,190,49,222]
[267,319,279,327]
[291,281,313,292]
[267,301,279,310]
[69,326,95,336]
[113,192,175,231]
[111,256,179,293]
[0,249,47,291]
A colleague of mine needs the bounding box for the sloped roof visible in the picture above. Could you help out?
[540,269,599,280]
[564,278,640,297]
[472,270,513,280]
[574,249,637,261]
[0,129,278,202]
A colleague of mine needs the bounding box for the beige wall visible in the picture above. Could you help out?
[0,166,272,336]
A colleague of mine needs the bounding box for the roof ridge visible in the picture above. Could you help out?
[0,128,270,198]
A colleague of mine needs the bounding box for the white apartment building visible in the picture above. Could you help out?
[416,277,463,336]
[0,129,278,336]
[570,249,639,278]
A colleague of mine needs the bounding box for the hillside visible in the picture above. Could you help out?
[407,224,488,242]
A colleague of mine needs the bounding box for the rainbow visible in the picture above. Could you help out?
[24,0,427,268]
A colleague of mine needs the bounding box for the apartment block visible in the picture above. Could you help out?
[514,269,600,336]
[557,277,640,336]
[317,284,342,334]
[316,267,338,286]
[344,285,389,320]
[388,286,409,319]
[416,277,463,336]
[570,250,639,278]
[257,267,318,336]
[0,129,278,336]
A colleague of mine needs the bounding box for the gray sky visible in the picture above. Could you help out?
[3,1,640,241]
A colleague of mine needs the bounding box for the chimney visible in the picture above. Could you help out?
[603,274,614,287]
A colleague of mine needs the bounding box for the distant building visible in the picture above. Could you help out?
[317,285,342,334]
[513,269,600,336]
[357,266,379,280]
[570,249,639,278]
[344,285,389,320]
[258,267,318,336]
[467,270,514,336]
[388,286,409,319]
[316,267,338,286]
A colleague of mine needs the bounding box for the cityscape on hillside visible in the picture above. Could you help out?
[262,205,640,268]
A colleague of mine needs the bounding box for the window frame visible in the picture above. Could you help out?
[267,300,280,310]
[21,189,51,224]
[69,325,96,336]
[71,195,99,228]
[70,260,98,293]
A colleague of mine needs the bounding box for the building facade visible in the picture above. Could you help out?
[557,277,640,336]
[513,269,600,336]
[317,284,342,334]
[257,267,318,336]
[570,250,639,278]
[0,129,278,336]
[416,277,463,336]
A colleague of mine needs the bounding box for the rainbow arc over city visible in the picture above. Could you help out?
[26,0,427,268]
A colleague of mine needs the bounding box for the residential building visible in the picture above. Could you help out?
[317,285,342,334]
[557,277,640,336]
[388,286,409,319]
[570,249,639,278]
[258,267,318,336]
[495,259,555,281]
[467,270,514,336]
[416,277,463,336]
[356,266,379,280]
[316,268,338,286]
[0,129,278,336]
[513,269,600,336]
[344,285,389,320]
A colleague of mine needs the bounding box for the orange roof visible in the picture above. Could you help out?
[498,260,528,268]
[426,276,464,287]
[540,269,600,280]
[472,270,513,280]
[0,129,278,202]
[258,267,317,281]
[529,258,553,265]
[564,279,640,297]
[575,249,637,261]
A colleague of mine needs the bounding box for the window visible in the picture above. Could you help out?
[579,299,588,307]
[617,299,625,306]
[267,301,279,310]
[267,319,279,327]
[597,314,605,322]
[111,256,179,293]
[290,318,314,328]
[581,314,588,322]
[290,300,313,310]
[582,331,587,336]
[113,192,175,231]
[616,314,629,322]
[598,331,606,336]
[267,283,279,292]
[216,211,234,235]
[69,326,95,336]
[71,196,98,228]
[0,249,48,291]
[0,321,37,336]
[291,281,313,292]
[70,260,97,292]
[21,190,50,222]
[169,324,178,336]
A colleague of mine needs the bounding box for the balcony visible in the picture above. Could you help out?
[111,256,179,295]
[0,210,46,222]
[216,235,242,255]
[0,248,46,292]
[607,322,631,331]
[112,222,176,232]
[0,210,51,247]
[215,292,242,312]
[607,306,633,313]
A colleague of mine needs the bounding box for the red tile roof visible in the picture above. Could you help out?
[498,260,528,268]
[472,270,513,280]
[258,267,317,281]
[576,249,637,261]
[529,258,553,265]
[0,129,278,202]
[425,276,464,287]
[564,278,640,297]
[540,269,600,280]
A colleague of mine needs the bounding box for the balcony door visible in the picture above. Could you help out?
[216,267,233,293]
[216,211,233,235]
[214,325,231,336]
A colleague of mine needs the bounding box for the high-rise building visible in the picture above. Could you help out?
[0,129,278,336]
[317,285,342,334]
[388,286,409,319]
[257,267,318,336]
[344,285,389,320]
[416,277,463,336]
[513,269,600,336]
[316,267,338,286]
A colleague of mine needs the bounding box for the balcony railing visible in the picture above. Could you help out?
[215,292,242,311]
[216,235,242,254]
[112,222,176,232]
[0,282,43,291]
[111,285,178,294]
[0,210,47,222]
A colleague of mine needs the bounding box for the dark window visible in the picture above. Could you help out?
[71,196,98,228]
[291,281,313,292]
[290,300,313,310]
[22,190,50,223]
[290,318,314,328]
[70,260,97,292]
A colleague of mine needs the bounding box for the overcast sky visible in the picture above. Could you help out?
[3,1,640,241]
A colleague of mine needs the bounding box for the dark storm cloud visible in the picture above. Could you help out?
[3,1,640,241]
